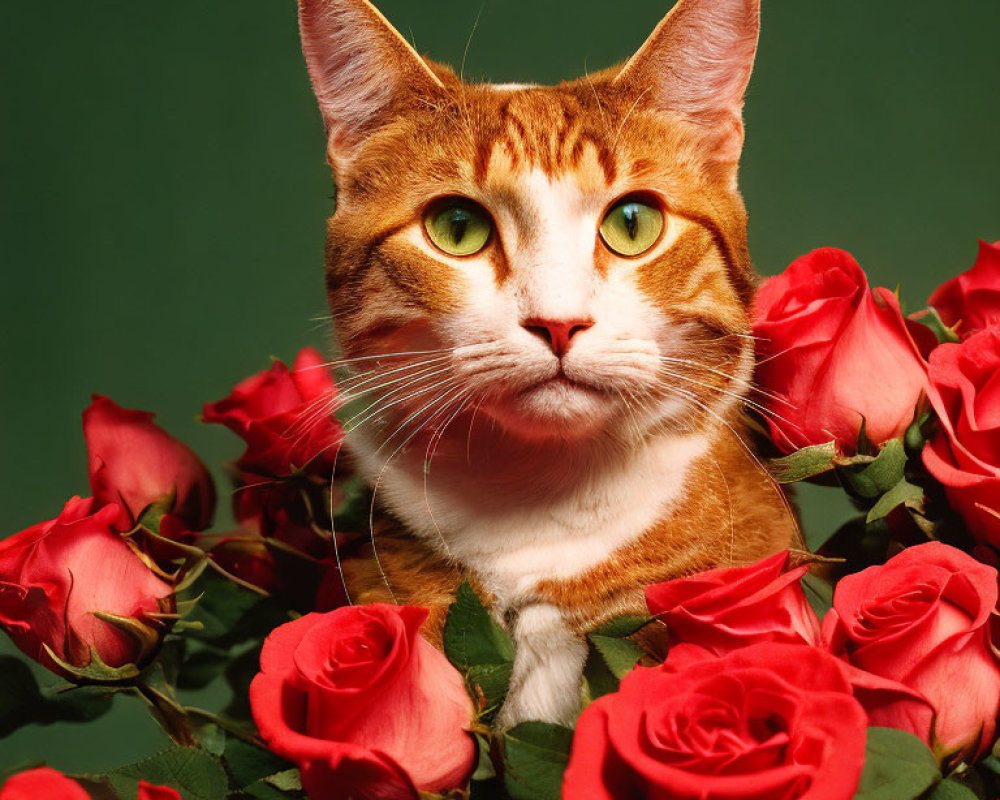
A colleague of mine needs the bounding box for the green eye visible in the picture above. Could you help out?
[424,199,493,257]
[599,198,664,257]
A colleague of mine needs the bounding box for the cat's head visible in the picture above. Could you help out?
[300,0,760,444]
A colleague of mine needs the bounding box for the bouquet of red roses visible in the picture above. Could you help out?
[1,241,999,800]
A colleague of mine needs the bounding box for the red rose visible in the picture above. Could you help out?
[929,240,1000,339]
[203,348,342,478]
[922,327,1000,546]
[563,643,867,800]
[645,550,820,655]
[0,768,89,800]
[138,781,182,800]
[249,605,475,800]
[209,535,279,592]
[823,542,1000,760]
[753,248,929,453]
[83,395,215,531]
[0,497,175,677]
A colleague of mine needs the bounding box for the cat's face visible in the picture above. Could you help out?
[302,0,760,443]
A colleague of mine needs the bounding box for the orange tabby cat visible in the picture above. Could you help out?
[298,0,797,727]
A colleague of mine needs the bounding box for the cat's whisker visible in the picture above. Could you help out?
[658,356,795,408]
[365,382,468,599]
[327,440,353,607]
[657,367,806,434]
[343,370,462,437]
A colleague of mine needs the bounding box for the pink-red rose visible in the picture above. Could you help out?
[0,768,89,800]
[922,327,1000,546]
[249,604,475,800]
[0,497,175,677]
[645,550,820,654]
[929,240,1000,339]
[753,248,929,453]
[203,348,342,479]
[563,642,867,800]
[83,395,215,531]
[823,541,1000,760]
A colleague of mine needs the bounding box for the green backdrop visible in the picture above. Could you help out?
[2,0,998,773]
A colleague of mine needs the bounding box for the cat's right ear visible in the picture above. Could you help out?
[298,0,444,162]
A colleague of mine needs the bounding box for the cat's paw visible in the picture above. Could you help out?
[495,603,587,731]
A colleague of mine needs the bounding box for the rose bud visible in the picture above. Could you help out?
[645,550,821,656]
[83,395,215,531]
[249,605,476,800]
[0,768,90,800]
[0,497,175,679]
[563,642,867,800]
[922,327,1000,546]
[203,347,343,479]
[233,478,331,560]
[822,541,1000,761]
[753,248,929,454]
[208,535,279,592]
[138,781,181,800]
[929,240,1000,339]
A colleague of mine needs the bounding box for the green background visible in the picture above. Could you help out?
[2,0,998,773]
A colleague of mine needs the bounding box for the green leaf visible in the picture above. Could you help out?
[444,583,515,668]
[582,648,620,701]
[0,655,115,738]
[184,571,269,643]
[177,647,229,691]
[801,573,834,621]
[503,721,573,800]
[587,635,644,680]
[243,780,297,800]
[223,736,296,790]
[838,439,908,499]
[926,779,980,800]
[588,615,652,639]
[866,477,925,523]
[767,441,837,483]
[853,727,941,800]
[264,769,302,792]
[444,583,515,714]
[107,746,228,800]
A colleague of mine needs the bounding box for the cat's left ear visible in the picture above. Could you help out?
[614,0,760,163]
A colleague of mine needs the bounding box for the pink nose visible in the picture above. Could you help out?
[523,318,594,357]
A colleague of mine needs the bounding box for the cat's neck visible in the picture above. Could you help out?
[345,413,723,606]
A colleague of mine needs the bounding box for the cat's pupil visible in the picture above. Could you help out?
[448,209,471,243]
[623,205,640,239]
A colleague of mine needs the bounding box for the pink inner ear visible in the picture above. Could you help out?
[615,0,760,158]
[297,0,443,155]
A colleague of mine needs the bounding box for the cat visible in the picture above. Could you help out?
[297,0,798,728]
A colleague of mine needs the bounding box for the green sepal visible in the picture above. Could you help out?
[911,307,961,345]
[137,490,178,536]
[472,731,498,782]
[92,610,164,667]
[866,477,926,523]
[767,441,838,483]
[503,721,574,800]
[853,727,941,800]
[837,439,907,500]
[43,644,141,684]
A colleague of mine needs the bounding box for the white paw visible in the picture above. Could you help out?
[496,603,588,731]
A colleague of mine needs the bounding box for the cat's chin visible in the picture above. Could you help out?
[485,377,615,440]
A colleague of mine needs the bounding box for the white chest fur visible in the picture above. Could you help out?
[349,429,708,612]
